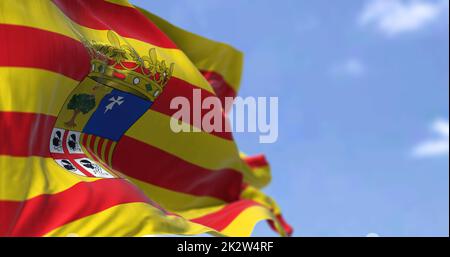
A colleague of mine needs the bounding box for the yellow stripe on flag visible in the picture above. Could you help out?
[44,202,215,237]
[0,68,77,115]
[128,177,225,219]
[241,185,283,216]
[220,205,279,237]
[240,152,272,188]
[0,156,100,201]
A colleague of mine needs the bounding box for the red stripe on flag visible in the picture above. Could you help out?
[104,139,114,165]
[153,78,233,140]
[84,135,103,165]
[243,155,269,169]
[113,136,243,202]
[96,137,105,158]
[89,134,96,152]
[201,71,237,109]
[0,112,55,157]
[268,214,294,237]
[82,133,89,147]
[81,135,101,165]
[0,24,90,81]
[190,200,260,231]
[52,0,177,49]
[0,179,152,236]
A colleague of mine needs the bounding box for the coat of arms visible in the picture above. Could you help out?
[49,31,174,178]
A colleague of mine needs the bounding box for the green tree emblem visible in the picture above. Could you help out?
[64,94,96,128]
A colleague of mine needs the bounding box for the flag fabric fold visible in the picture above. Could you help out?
[0,0,292,237]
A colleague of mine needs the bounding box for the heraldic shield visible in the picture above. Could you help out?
[49,31,174,178]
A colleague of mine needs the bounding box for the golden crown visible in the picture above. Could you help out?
[83,31,174,102]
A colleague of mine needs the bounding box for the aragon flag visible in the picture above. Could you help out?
[0,0,293,237]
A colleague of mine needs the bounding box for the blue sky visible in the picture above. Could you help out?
[131,0,449,236]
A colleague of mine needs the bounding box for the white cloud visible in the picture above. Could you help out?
[331,58,366,77]
[366,232,380,237]
[359,0,449,36]
[412,119,449,158]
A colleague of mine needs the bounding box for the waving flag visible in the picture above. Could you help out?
[0,0,292,237]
